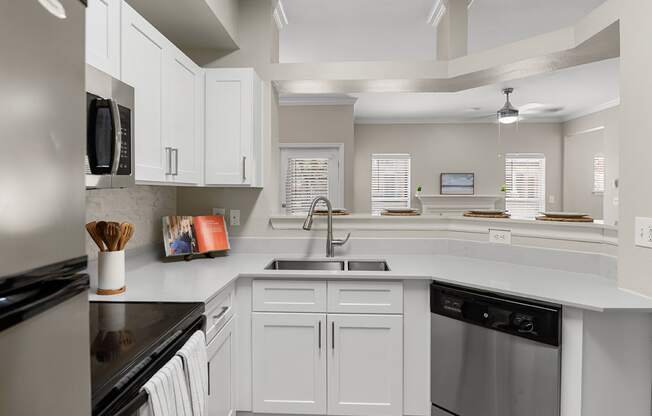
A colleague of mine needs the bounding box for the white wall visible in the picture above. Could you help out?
[618,0,652,297]
[353,123,564,213]
[279,105,355,209]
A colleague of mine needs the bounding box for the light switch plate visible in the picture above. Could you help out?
[635,217,652,248]
[489,228,511,245]
[212,207,226,216]
[229,209,241,226]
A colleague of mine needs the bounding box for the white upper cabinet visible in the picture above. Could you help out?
[121,1,168,183]
[164,48,204,185]
[86,0,120,78]
[120,1,203,185]
[205,68,263,187]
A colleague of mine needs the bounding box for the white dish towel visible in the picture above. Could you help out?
[141,356,193,416]
[177,331,208,416]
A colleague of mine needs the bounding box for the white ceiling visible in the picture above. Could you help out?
[351,58,620,123]
[279,0,607,63]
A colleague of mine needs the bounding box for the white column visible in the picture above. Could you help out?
[436,0,468,60]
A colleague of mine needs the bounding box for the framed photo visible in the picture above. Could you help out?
[441,173,474,195]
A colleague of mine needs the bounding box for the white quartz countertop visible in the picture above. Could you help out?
[88,250,652,312]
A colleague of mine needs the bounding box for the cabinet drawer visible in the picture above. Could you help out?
[205,285,234,343]
[327,281,403,314]
[253,280,327,312]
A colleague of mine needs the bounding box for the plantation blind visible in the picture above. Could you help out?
[593,155,605,193]
[371,154,411,215]
[284,157,330,214]
[505,154,546,219]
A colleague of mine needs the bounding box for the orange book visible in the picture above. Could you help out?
[194,215,230,253]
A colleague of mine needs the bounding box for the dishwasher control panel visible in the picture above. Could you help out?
[431,282,561,347]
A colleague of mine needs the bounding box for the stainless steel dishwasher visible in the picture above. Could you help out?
[430,282,561,416]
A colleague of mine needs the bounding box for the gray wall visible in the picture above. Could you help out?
[353,123,563,213]
[561,106,620,225]
[563,129,605,219]
[85,186,176,259]
[619,0,652,297]
[279,105,355,210]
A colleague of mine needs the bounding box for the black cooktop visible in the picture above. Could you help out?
[90,301,204,409]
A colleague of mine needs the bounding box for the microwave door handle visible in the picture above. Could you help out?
[109,99,122,175]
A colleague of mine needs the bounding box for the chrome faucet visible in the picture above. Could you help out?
[302,196,351,257]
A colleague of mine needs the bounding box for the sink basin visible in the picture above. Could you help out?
[265,260,345,271]
[347,260,390,271]
[264,259,390,272]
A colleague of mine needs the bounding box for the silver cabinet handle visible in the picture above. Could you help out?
[331,321,335,350]
[212,306,229,321]
[242,156,247,181]
[318,320,322,349]
[109,99,122,175]
[173,148,179,176]
[165,147,172,175]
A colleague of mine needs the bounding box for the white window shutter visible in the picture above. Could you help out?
[505,154,546,219]
[371,154,411,215]
[285,157,330,214]
[593,155,605,194]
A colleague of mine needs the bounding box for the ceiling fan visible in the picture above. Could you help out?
[472,88,564,123]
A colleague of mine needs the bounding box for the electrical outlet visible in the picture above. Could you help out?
[489,229,512,245]
[229,209,241,226]
[635,217,652,248]
[212,207,226,216]
[548,195,556,204]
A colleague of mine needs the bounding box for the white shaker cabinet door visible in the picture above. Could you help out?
[252,312,327,415]
[164,48,203,185]
[327,314,403,416]
[207,316,236,416]
[121,2,168,183]
[86,0,120,78]
[205,69,256,186]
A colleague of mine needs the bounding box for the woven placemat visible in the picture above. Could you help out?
[536,215,594,223]
[463,212,511,219]
[381,211,421,216]
[314,211,351,216]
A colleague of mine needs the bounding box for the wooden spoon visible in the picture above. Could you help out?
[119,223,135,251]
[104,222,121,252]
[96,221,108,249]
[85,221,105,251]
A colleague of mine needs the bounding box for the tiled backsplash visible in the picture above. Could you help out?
[85,186,176,259]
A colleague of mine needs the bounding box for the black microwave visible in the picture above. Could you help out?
[85,65,135,189]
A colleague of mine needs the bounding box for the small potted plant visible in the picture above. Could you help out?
[416,185,423,197]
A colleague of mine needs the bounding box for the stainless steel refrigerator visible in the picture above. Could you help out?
[0,0,91,414]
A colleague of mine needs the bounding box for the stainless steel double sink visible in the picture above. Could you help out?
[264,259,390,272]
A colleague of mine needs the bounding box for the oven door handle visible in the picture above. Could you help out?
[109,99,122,175]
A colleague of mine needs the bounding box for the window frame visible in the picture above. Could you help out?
[279,143,345,215]
[370,153,412,216]
[504,153,546,219]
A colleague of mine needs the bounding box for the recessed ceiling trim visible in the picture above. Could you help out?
[561,98,620,122]
[273,0,289,30]
[354,116,564,125]
[279,94,358,106]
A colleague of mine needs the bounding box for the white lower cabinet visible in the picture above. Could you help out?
[251,281,404,416]
[252,312,327,415]
[327,314,403,416]
[207,316,236,416]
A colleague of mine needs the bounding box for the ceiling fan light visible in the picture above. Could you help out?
[497,108,519,124]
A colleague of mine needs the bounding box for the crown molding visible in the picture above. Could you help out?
[279,94,358,106]
[561,98,620,122]
[354,116,564,125]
